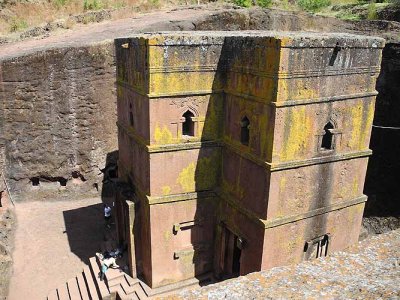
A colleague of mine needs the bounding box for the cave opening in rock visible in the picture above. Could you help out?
[31,177,40,186]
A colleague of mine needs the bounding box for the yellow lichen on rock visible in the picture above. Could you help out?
[281,107,312,161]
[154,124,173,144]
[177,162,196,192]
[162,186,171,196]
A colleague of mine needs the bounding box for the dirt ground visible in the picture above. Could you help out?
[7,198,106,300]
[0,6,226,59]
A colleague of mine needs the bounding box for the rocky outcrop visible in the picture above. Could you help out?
[0,198,15,300]
[174,228,400,299]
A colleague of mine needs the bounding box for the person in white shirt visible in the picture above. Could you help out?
[104,203,112,228]
[96,252,119,281]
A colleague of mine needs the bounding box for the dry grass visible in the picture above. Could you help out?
[0,0,145,35]
[0,0,394,36]
[0,0,206,35]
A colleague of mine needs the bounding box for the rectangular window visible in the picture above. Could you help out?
[304,234,330,260]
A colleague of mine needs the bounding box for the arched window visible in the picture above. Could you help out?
[321,122,334,150]
[129,103,134,127]
[240,116,250,146]
[182,111,195,137]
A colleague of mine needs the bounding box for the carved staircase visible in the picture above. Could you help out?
[47,256,150,300]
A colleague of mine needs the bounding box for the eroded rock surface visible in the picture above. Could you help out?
[173,228,400,300]
[0,202,15,300]
[1,43,117,201]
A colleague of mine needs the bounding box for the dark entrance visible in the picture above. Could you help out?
[231,235,242,277]
[217,225,242,279]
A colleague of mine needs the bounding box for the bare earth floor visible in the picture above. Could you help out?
[6,198,400,300]
[8,198,104,300]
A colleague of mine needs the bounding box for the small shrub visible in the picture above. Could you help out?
[83,0,103,10]
[256,0,272,7]
[233,0,252,7]
[9,18,28,32]
[367,1,378,19]
[297,0,331,11]
[150,0,161,8]
[282,0,290,9]
[337,11,362,20]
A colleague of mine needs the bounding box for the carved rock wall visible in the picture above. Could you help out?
[0,43,117,201]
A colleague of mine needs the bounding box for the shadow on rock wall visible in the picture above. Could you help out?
[364,43,400,218]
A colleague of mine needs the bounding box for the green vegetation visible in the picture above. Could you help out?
[233,0,252,7]
[233,0,272,8]
[83,0,103,10]
[297,0,331,11]
[367,1,378,19]
[337,11,362,19]
[9,18,28,32]
[149,0,161,8]
[256,0,272,8]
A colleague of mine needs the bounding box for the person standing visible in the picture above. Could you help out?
[104,203,112,228]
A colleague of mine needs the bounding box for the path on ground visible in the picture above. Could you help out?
[175,229,400,300]
[0,6,228,59]
[8,198,105,300]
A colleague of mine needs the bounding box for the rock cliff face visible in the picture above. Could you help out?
[0,43,117,201]
[0,206,15,300]
[0,7,399,209]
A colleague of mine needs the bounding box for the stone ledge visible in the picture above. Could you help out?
[219,189,367,229]
[223,140,372,172]
[147,190,217,205]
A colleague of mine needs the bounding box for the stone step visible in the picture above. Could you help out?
[105,267,126,286]
[76,272,90,300]
[117,277,136,295]
[134,282,148,300]
[122,276,148,300]
[95,255,125,288]
[121,275,149,299]
[89,256,110,300]
[83,265,100,300]
[47,256,150,300]
[47,289,58,300]
[111,284,137,300]
[106,272,149,300]
[67,277,81,300]
[57,283,70,300]
[135,280,151,298]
